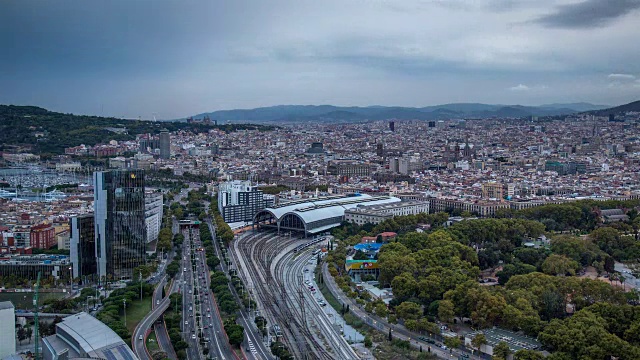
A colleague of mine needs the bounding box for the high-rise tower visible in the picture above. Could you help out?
[159,131,170,159]
[94,170,146,280]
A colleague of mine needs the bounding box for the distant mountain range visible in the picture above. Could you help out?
[180,102,612,123]
[588,100,640,116]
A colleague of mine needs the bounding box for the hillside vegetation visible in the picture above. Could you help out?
[0,105,274,155]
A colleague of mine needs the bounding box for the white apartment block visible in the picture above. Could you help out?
[145,191,164,243]
[344,201,430,225]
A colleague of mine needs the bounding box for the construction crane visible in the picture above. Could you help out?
[34,271,41,360]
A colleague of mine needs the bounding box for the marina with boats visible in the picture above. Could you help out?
[0,166,91,202]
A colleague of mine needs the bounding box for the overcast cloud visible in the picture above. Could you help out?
[0,0,639,119]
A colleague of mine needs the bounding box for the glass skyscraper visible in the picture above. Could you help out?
[70,214,97,281]
[94,170,147,280]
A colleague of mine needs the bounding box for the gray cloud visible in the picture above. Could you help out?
[608,73,636,80]
[0,0,639,118]
[536,0,640,28]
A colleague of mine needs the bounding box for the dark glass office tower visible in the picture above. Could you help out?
[70,214,97,280]
[94,170,147,280]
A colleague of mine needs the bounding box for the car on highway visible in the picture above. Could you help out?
[192,334,196,339]
[156,300,160,305]
[419,336,436,344]
[138,335,143,341]
[185,321,188,325]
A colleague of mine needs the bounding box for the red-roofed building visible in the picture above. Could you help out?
[378,232,397,241]
[361,236,377,244]
[30,223,56,249]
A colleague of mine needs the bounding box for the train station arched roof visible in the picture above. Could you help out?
[254,194,401,235]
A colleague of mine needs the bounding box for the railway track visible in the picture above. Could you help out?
[232,231,335,360]
[278,249,357,360]
[233,232,320,359]
[244,232,314,359]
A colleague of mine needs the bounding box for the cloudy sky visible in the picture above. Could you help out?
[1,0,639,119]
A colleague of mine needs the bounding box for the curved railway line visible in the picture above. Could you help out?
[277,249,358,360]
[231,230,357,360]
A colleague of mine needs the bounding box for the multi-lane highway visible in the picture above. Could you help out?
[180,226,203,360]
[154,275,178,360]
[155,315,177,360]
[181,224,236,360]
[207,220,273,360]
[132,275,179,360]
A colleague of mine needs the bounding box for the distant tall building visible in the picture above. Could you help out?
[139,137,159,153]
[376,142,384,157]
[159,131,171,159]
[399,157,410,175]
[389,121,395,132]
[389,158,400,173]
[70,214,97,281]
[218,180,274,223]
[94,170,146,280]
[0,301,15,358]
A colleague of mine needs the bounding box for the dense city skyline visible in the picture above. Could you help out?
[1,0,639,119]
[2,2,640,358]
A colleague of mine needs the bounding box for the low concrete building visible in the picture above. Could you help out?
[344,201,429,225]
[0,255,72,282]
[42,312,138,360]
